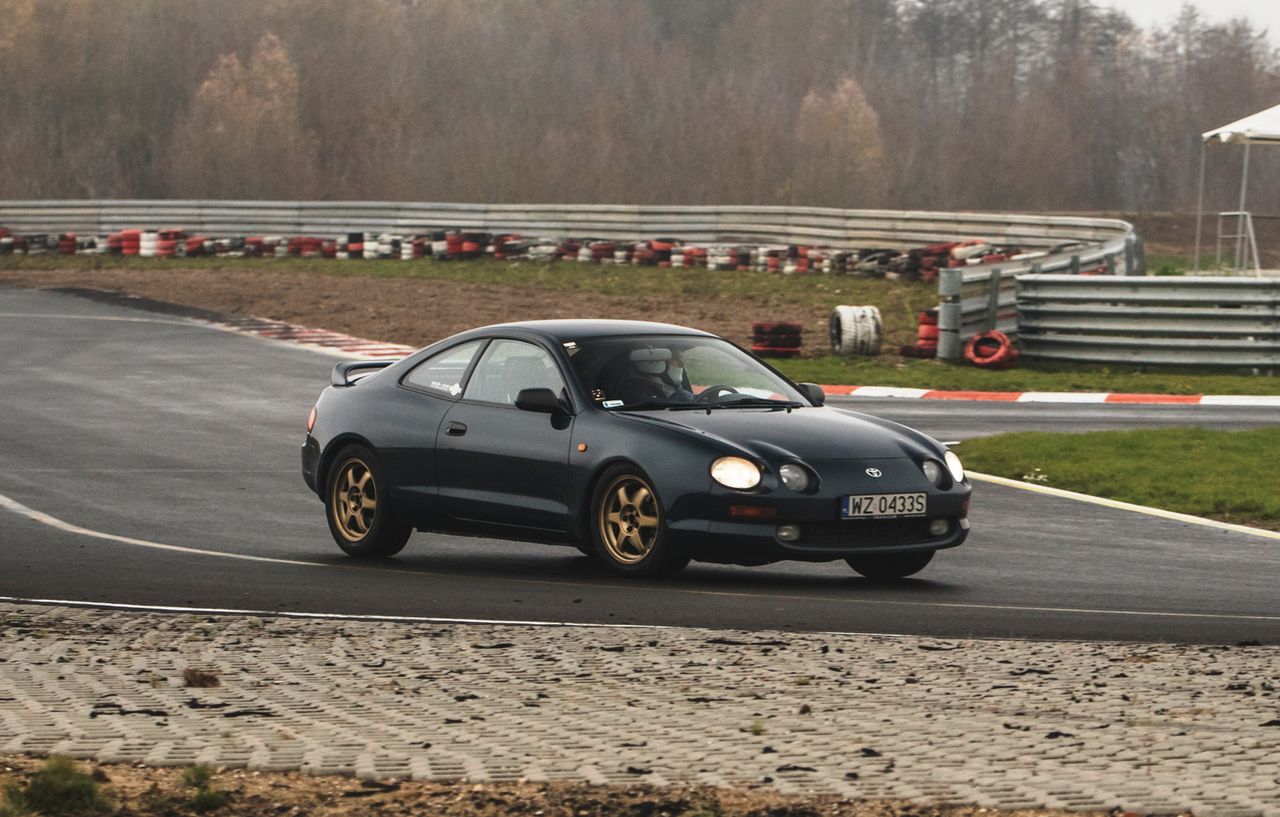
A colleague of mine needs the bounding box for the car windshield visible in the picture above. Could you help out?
[564,335,808,410]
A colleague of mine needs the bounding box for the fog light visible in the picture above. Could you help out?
[929,519,950,536]
[776,524,802,543]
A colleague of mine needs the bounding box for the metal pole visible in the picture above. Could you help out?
[1235,142,1251,272]
[1193,140,1206,272]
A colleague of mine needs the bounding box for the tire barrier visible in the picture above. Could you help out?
[0,219,1049,282]
[899,309,939,358]
[829,305,882,357]
[751,322,803,358]
[963,330,1020,369]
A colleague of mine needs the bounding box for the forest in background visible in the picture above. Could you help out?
[2,0,1278,213]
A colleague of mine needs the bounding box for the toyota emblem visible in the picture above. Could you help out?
[865,468,882,478]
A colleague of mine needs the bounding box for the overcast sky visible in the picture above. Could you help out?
[1102,0,1280,43]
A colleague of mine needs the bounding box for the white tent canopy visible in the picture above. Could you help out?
[1195,102,1280,272]
[1202,103,1280,144]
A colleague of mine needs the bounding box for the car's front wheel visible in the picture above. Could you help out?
[591,465,689,576]
[846,550,934,580]
[325,445,411,558]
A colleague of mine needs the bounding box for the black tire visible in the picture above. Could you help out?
[846,550,935,580]
[324,444,411,558]
[590,464,689,577]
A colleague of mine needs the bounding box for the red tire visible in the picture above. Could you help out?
[964,331,1019,369]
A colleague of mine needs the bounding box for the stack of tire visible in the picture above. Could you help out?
[900,310,939,358]
[120,230,141,256]
[964,330,1020,369]
[829,305,882,356]
[57,233,77,255]
[185,236,213,257]
[155,229,184,257]
[751,322,803,358]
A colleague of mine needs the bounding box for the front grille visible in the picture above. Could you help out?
[803,518,935,548]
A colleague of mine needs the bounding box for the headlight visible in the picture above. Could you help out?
[944,450,965,483]
[921,460,944,487]
[711,456,761,490]
[778,464,810,492]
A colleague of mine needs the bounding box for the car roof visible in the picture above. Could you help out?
[472,319,717,342]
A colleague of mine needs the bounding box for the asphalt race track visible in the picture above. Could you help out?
[1,287,1277,644]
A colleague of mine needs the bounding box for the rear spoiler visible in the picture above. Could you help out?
[332,359,396,387]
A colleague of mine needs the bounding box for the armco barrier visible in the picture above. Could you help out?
[934,237,1143,361]
[1015,275,1280,369]
[0,200,1134,252]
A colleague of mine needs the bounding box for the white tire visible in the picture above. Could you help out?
[830,305,883,356]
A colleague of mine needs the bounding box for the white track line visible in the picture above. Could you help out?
[3,491,1277,624]
[969,472,1280,541]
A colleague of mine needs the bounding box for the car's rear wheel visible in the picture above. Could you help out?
[846,550,934,580]
[325,445,411,558]
[592,465,689,576]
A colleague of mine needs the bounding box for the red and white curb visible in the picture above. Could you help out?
[214,315,1280,407]
[822,385,1280,407]
[207,315,415,359]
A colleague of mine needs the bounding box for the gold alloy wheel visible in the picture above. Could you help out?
[598,475,660,565]
[331,458,378,542]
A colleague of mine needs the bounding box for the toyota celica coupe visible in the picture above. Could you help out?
[301,320,970,579]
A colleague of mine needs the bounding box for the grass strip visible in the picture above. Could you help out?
[957,427,1280,531]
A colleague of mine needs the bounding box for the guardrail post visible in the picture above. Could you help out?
[937,268,963,361]
[1135,237,1146,275]
[985,267,1001,330]
[1124,237,1136,276]
[1070,255,1081,275]
[1106,254,1116,276]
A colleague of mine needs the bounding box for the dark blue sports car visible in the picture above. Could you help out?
[302,320,970,579]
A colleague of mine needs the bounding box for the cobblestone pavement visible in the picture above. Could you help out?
[1,603,1277,816]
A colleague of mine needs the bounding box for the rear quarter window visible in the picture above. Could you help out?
[402,340,484,397]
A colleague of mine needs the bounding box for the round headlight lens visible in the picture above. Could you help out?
[778,464,810,492]
[922,460,944,487]
[711,456,762,490]
[944,450,965,483]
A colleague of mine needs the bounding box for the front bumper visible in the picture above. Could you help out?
[667,457,971,564]
[670,513,969,564]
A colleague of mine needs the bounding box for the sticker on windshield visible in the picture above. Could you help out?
[602,400,624,408]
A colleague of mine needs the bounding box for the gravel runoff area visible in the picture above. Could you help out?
[2,604,1278,817]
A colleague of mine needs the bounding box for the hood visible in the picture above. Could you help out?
[615,405,943,463]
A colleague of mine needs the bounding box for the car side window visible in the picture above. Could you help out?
[463,339,565,406]
[402,340,484,397]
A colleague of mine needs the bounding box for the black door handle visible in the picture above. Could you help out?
[446,421,467,436]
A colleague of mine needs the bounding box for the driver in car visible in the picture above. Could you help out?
[618,348,694,404]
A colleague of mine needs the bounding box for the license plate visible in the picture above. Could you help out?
[842,492,927,519]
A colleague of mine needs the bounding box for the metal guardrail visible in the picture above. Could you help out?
[0,199,1134,251]
[1015,275,1279,369]
[934,235,1143,360]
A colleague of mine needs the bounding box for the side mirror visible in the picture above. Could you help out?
[515,387,565,414]
[798,382,826,406]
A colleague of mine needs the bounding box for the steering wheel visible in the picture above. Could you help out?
[693,384,740,403]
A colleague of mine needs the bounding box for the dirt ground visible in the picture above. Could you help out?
[0,267,822,353]
[0,755,1110,817]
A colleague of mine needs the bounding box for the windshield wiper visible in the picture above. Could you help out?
[670,398,804,411]
[611,400,679,411]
